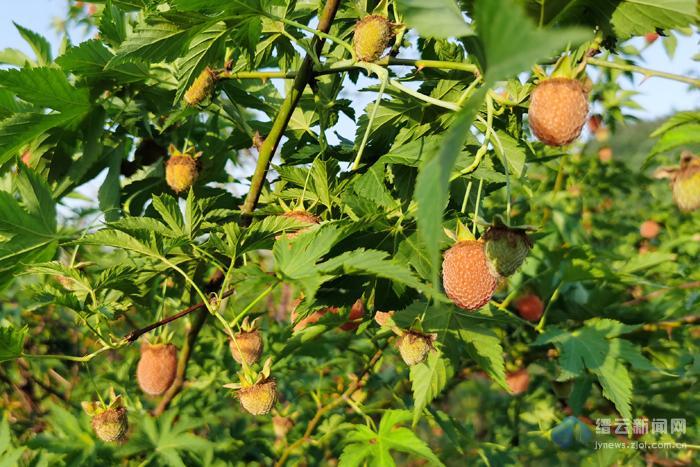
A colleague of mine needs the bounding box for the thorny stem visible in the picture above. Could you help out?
[274,346,385,466]
[239,0,341,224]
[587,57,700,88]
[218,57,480,81]
[124,289,236,343]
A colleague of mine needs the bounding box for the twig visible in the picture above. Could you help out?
[275,346,385,466]
[587,57,700,88]
[124,288,235,343]
[239,0,341,224]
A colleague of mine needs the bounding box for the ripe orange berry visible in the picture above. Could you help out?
[136,342,178,396]
[528,78,589,146]
[230,330,263,366]
[506,369,530,395]
[442,240,498,311]
[514,294,544,322]
[639,220,661,239]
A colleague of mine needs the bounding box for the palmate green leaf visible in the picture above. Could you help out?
[108,19,200,66]
[541,0,700,39]
[13,22,52,65]
[339,410,444,467]
[532,318,658,430]
[100,0,128,45]
[410,352,453,425]
[174,21,228,104]
[56,40,150,83]
[352,163,397,209]
[0,324,27,362]
[649,111,700,155]
[0,48,33,68]
[15,165,56,234]
[414,87,486,287]
[152,194,185,235]
[0,414,26,467]
[398,0,474,39]
[99,146,123,222]
[80,229,165,260]
[318,248,431,296]
[273,224,342,299]
[0,67,89,111]
[0,110,86,166]
[476,0,590,83]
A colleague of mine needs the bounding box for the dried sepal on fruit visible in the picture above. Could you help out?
[165,144,201,194]
[136,339,178,396]
[353,15,395,62]
[230,317,263,366]
[184,67,217,106]
[82,390,128,443]
[396,330,436,366]
[224,358,278,416]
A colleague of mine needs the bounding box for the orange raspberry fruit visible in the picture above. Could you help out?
[238,380,277,416]
[639,220,661,239]
[514,294,544,322]
[165,145,199,194]
[230,330,263,366]
[528,78,589,146]
[506,369,530,395]
[442,240,498,311]
[136,342,178,396]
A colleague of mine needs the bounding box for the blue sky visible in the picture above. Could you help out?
[1,1,698,124]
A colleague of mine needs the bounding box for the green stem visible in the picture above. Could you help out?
[352,71,388,170]
[231,283,277,327]
[535,284,561,333]
[587,57,700,87]
[21,346,112,363]
[275,16,354,56]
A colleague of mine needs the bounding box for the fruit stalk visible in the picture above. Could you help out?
[240,0,341,224]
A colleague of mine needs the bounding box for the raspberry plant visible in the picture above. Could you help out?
[0,0,699,465]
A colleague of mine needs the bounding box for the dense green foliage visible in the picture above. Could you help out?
[0,0,699,465]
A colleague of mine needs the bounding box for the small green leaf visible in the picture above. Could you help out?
[398,0,474,39]
[0,325,27,362]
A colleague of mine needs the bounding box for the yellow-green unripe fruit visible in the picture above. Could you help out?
[353,15,394,62]
[397,332,432,366]
[184,67,216,106]
[483,226,532,277]
[673,162,700,212]
[92,407,128,443]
